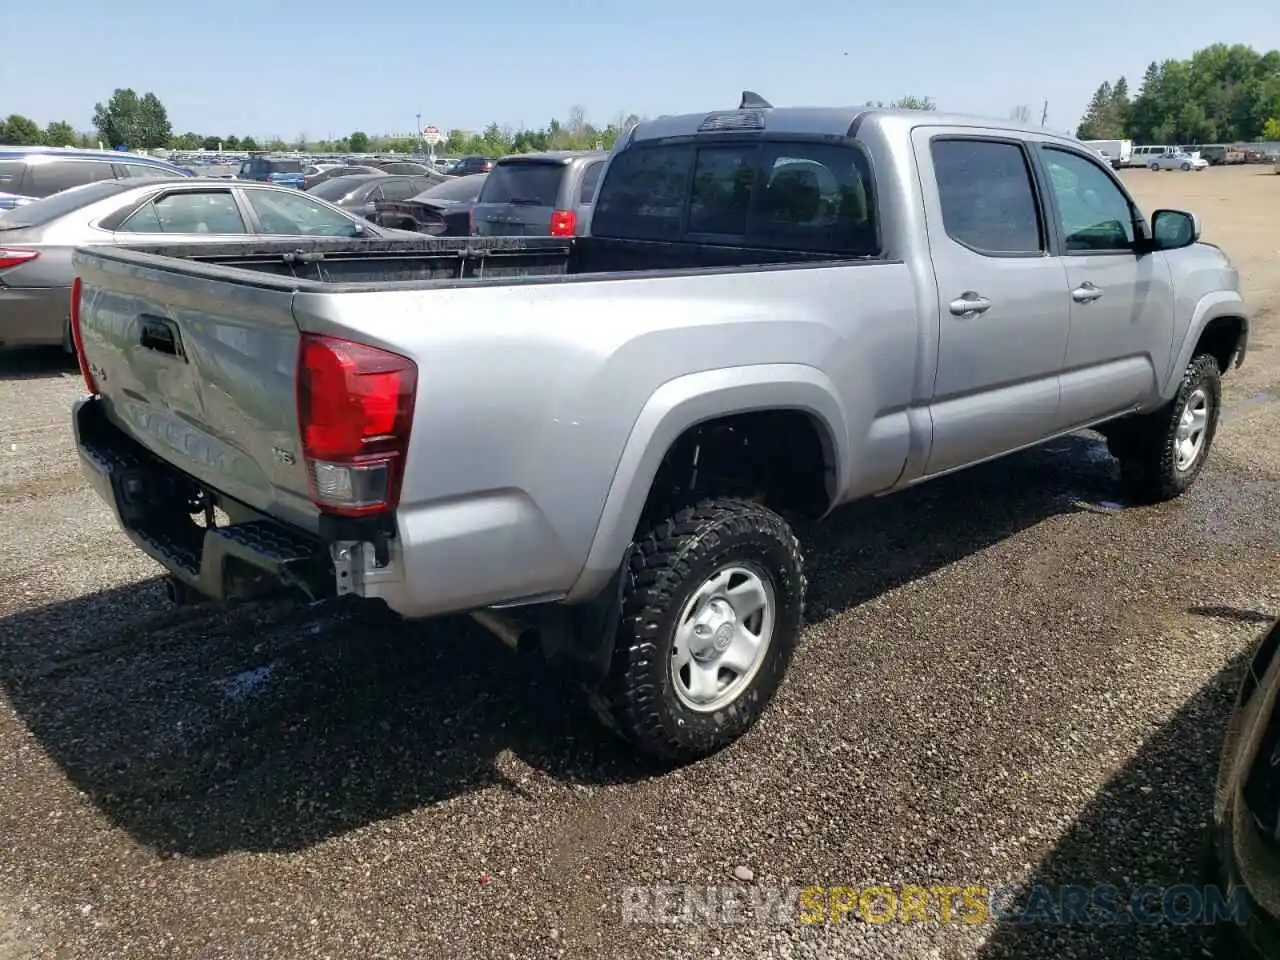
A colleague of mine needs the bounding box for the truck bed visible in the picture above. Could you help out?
[86,235,860,289]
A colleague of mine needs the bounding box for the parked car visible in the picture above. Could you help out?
[372,173,488,235]
[1211,613,1280,958]
[0,147,191,210]
[470,150,606,237]
[307,173,441,221]
[0,177,411,350]
[1149,151,1209,171]
[369,160,434,176]
[236,155,306,189]
[68,98,1248,763]
[303,164,385,191]
[452,155,496,176]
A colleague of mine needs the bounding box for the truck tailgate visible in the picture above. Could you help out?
[73,249,317,530]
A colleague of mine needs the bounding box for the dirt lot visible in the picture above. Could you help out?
[1,164,1278,960]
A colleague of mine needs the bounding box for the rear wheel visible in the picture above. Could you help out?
[1182,161,1192,171]
[1150,162,1160,171]
[1112,353,1221,503]
[590,497,805,764]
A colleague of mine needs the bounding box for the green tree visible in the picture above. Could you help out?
[92,88,141,148]
[241,136,260,151]
[136,92,172,149]
[1264,117,1280,139]
[1077,81,1121,138]
[171,131,204,150]
[43,121,77,146]
[348,131,370,152]
[1093,44,1280,143]
[2,114,43,144]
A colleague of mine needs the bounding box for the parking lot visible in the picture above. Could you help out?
[1,163,1278,960]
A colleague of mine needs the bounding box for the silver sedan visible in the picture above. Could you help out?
[0,177,413,351]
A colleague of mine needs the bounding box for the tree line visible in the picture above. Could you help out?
[1077,43,1280,143]
[3,90,938,157]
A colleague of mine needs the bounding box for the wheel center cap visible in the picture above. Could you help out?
[712,622,734,652]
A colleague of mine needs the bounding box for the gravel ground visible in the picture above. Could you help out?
[1,164,1278,960]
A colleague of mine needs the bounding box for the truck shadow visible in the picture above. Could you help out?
[0,434,1127,857]
[976,652,1248,959]
[0,346,78,383]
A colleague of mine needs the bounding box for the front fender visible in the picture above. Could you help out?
[1163,290,1248,401]
[564,363,849,602]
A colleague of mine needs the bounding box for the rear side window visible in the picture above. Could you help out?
[24,160,114,198]
[592,140,878,254]
[268,160,303,175]
[930,139,1043,255]
[479,162,564,206]
[578,161,604,205]
[119,191,247,234]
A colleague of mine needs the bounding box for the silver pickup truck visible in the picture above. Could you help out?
[70,97,1249,763]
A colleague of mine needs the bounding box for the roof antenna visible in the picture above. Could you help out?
[739,90,772,109]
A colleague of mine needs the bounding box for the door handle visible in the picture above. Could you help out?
[948,292,992,317]
[1072,281,1103,303]
[138,315,185,360]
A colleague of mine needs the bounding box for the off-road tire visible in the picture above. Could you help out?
[1115,353,1222,503]
[589,497,805,764]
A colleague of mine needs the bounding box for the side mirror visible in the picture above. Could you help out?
[1150,208,1201,251]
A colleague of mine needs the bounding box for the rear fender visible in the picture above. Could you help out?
[564,363,848,603]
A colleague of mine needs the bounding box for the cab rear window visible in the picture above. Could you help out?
[591,140,878,255]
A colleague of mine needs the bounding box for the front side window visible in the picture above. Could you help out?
[1040,147,1135,252]
[243,188,361,236]
[930,139,1043,255]
[118,191,247,234]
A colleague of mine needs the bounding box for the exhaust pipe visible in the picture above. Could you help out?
[470,609,539,653]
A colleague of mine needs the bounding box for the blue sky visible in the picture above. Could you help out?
[3,0,1277,139]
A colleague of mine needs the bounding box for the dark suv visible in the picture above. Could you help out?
[0,148,191,210]
[469,150,606,237]
[236,156,306,189]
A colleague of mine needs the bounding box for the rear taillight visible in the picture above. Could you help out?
[549,210,576,237]
[0,248,38,271]
[296,334,417,517]
[69,276,99,395]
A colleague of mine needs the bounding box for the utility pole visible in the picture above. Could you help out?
[1040,101,1049,127]
[416,113,422,154]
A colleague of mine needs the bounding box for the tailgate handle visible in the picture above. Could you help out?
[138,316,185,359]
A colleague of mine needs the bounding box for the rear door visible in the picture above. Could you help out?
[912,129,1072,476]
[471,159,566,235]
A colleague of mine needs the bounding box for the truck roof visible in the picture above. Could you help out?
[628,105,1077,148]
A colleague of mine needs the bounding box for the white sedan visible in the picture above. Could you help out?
[1148,151,1208,171]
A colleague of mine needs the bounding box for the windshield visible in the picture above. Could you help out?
[0,179,133,229]
[309,177,368,202]
[416,174,487,202]
[478,162,564,206]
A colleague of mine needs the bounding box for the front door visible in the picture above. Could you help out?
[1035,144,1175,429]
[913,130,1072,476]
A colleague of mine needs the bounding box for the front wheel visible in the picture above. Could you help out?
[590,497,805,764]
[1113,353,1221,503]
[1182,162,1192,171]
[1150,162,1161,171]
